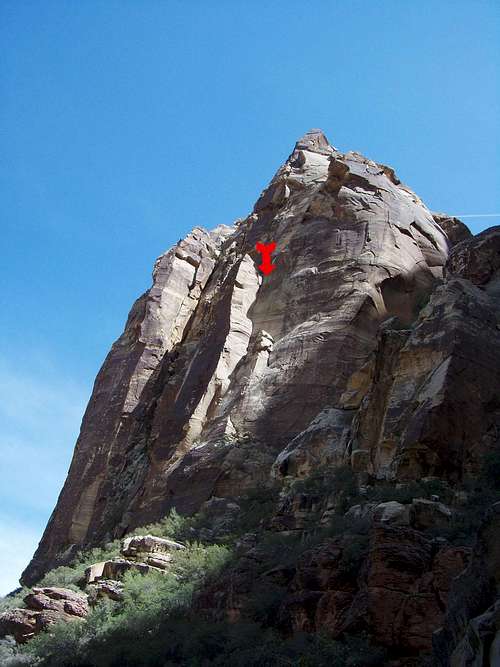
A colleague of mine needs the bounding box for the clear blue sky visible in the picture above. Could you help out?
[1,0,499,594]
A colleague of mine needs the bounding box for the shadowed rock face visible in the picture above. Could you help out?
[279,526,470,653]
[432,212,472,248]
[349,226,500,484]
[433,503,500,666]
[22,130,453,585]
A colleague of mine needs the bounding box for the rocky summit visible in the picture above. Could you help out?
[7,130,500,665]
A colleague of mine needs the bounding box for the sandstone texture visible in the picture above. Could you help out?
[0,588,88,643]
[23,130,453,585]
[434,502,500,666]
[280,527,470,654]
[85,533,184,587]
[17,129,500,664]
[432,213,472,248]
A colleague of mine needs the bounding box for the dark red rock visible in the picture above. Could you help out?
[0,587,88,644]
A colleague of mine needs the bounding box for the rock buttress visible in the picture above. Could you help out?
[22,130,450,585]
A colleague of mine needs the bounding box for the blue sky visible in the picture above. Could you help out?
[1,0,499,594]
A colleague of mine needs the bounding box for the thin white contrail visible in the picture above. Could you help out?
[451,213,500,218]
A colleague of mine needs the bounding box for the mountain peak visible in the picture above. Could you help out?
[294,128,335,153]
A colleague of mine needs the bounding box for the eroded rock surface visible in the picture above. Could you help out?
[21,130,450,583]
[17,130,500,664]
[433,502,500,666]
[432,212,472,247]
[85,534,185,585]
[0,588,88,644]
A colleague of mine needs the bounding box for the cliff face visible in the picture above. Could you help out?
[22,131,495,597]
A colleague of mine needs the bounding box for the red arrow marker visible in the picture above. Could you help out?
[256,242,277,275]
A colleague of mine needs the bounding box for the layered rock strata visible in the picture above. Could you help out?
[23,130,462,588]
[0,588,89,644]
[14,129,500,665]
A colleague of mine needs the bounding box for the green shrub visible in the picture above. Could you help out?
[243,582,288,625]
[21,540,232,666]
[288,465,359,515]
[0,589,29,613]
[129,509,190,541]
[14,484,393,666]
[36,541,121,592]
[229,485,281,535]
[365,478,453,505]
[37,565,86,592]
[0,640,33,666]
[23,616,87,665]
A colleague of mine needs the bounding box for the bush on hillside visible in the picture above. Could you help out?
[129,508,190,541]
[0,590,28,613]
[22,541,231,666]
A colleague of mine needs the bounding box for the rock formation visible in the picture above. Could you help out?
[434,502,500,665]
[15,129,500,665]
[85,534,185,585]
[0,588,88,644]
[23,129,452,585]
[0,534,186,642]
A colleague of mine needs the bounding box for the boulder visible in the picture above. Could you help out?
[84,534,186,586]
[0,608,38,644]
[88,579,124,603]
[344,503,377,523]
[373,501,410,526]
[0,587,88,644]
[100,558,163,580]
[24,588,88,618]
[121,534,185,558]
[85,560,106,584]
[448,600,500,666]
[410,498,452,531]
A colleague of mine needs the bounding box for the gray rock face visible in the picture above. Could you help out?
[349,227,500,483]
[23,130,452,585]
[373,501,410,526]
[88,579,124,603]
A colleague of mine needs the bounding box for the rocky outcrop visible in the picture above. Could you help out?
[433,502,500,666]
[15,128,500,664]
[197,518,470,658]
[23,129,453,585]
[87,579,124,603]
[23,225,230,584]
[86,534,185,584]
[0,588,88,643]
[432,213,472,247]
[348,253,500,483]
[121,534,185,560]
[446,225,500,291]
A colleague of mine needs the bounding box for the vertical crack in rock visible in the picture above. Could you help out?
[174,254,261,449]
[22,225,232,583]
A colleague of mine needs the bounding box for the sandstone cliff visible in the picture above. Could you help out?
[17,130,500,665]
[23,129,455,585]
